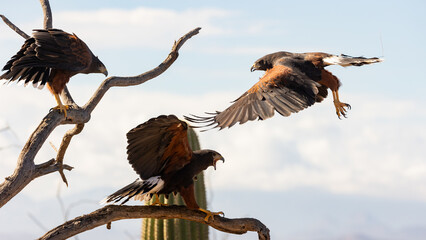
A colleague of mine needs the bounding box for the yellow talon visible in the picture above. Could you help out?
[53,93,69,117]
[150,194,168,206]
[52,104,69,117]
[332,90,351,119]
[198,208,224,222]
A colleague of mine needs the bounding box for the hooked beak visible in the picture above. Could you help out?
[213,155,225,170]
[99,65,108,77]
[250,64,256,72]
[102,68,108,77]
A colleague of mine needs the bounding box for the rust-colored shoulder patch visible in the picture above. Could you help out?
[162,120,192,175]
[248,65,292,94]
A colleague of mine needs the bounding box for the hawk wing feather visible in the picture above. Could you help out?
[1,29,94,87]
[189,61,321,129]
[126,115,193,180]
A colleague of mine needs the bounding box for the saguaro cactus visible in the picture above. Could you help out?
[141,127,209,240]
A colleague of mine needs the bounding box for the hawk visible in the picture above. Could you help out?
[0,29,108,117]
[185,51,382,129]
[102,115,225,221]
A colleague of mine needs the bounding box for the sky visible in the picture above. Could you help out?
[1,0,426,239]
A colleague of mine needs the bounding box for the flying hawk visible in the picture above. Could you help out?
[0,29,108,117]
[102,115,224,221]
[185,51,382,130]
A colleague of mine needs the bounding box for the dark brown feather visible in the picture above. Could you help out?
[186,62,320,129]
[0,29,106,94]
[126,115,192,180]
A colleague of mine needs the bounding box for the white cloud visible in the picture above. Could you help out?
[0,84,425,202]
[0,7,279,55]
[51,7,235,50]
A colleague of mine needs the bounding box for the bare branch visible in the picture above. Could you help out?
[39,0,53,29]
[39,205,270,240]
[83,27,201,113]
[55,124,84,186]
[0,14,30,39]
[0,111,62,208]
[60,86,77,106]
[34,159,73,179]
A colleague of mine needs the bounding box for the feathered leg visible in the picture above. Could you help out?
[52,93,69,117]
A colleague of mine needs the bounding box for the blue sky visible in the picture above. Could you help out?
[1,1,426,239]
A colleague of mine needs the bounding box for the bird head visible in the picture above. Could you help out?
[93,56,108,76]
[251,59,270,72]
[251,51,294,72]
[193,149,225,172]
[212,151,225,170]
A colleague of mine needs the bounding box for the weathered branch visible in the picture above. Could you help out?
[0,111,62,207]
[34,159,73,179]
[60,86,77,106]
[39,205,270,240]
[55,124,84,186]
[39,0,53,29]
[0,14,30,39]
[83,27,201,113]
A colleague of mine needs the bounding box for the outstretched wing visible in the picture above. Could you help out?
[185,58,322,129]
[126,115,193,180]
[0,29,92,86]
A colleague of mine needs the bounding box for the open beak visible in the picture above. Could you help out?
[213,155,225,170]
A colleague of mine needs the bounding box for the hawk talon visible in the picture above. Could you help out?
[334,100,350,119]
[150,194,168,206]
[198,208,224,222]
[52,104,70,118]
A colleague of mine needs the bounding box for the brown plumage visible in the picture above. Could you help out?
[185,51,383,129]
[103,115,225,221]
[0,29,108,117]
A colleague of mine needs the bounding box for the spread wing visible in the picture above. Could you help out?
[0,29,92,86]
[126,115,193,180]
[185,57,322,129]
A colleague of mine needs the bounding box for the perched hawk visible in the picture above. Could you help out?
[0,29,108,117]
[185,51,383,130]
[102,115,224,221]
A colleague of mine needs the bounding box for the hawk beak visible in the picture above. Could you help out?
[213,155,225,170]
[99,65,108,76]
[250,64,256,72]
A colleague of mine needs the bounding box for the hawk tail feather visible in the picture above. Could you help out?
[100,177,164,205]
[323,54,383,67]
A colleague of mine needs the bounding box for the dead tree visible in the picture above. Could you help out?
[0,1,270,239]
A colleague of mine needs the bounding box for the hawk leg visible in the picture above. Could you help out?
[150,194,168,206]
[52,93,69,118]
[198,208,224,222]
[332,90,351,119]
